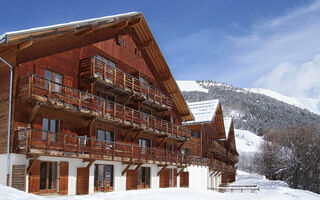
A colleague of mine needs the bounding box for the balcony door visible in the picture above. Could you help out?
[97,129,114,148]
[45,70,62,93]
[39,161,57,193]
[42,118,59,142]
[139,138,151,155]
[94,164,113,192]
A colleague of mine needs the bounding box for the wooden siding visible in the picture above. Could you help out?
[11,165,26,191]
[77,167,89,195]
[0,69,10,153]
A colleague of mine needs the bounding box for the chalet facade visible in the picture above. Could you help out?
[0,12,238,195]
[183,100,238,188]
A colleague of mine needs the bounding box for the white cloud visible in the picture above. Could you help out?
[254,54,320,99]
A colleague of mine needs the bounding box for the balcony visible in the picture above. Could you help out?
[17,74,191,140]
[225,165,237,173]
[14,129,193,166]
[208,140,226,156]
[226,151,239,163]
[80,56,173,110]
[209,159,226,172]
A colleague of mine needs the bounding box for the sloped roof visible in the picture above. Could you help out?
[0,12,193,121]
[183,99,219,124]
[223,117,233,139]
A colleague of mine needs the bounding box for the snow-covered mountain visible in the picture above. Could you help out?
[177,80,320,134]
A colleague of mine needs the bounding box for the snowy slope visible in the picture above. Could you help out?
[1,171,320,200]
[246,88,320,115]
[234,129,263,153]
[176,81,208,93]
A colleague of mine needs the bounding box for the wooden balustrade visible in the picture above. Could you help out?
[226,151,239,163]
[209,140,226,155]
[80,56,173,109]
[14,129,200,166]
[17,74,191,140]
[210,159,226,171]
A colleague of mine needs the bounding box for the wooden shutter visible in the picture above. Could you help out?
[12,165,26,191]
[59,162,68,195]
[29,160,40,193]
[126,170,137,190]
[77,167,89,195]
[159,169,169,188]
[180,172,189,187]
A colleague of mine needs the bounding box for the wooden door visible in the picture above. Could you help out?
[12,165,26,191]
[126,170,137,190]
[77,167,89,195]
[29,160,40,193]
[159,169,169,188]
[59,162,68,195]
[180,172,189,187]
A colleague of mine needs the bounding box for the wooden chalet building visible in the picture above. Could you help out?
[0,12,238,196]
[183,100,238,188]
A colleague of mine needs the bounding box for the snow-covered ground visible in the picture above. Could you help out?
[234,129,263,153]
[1,170,319,200]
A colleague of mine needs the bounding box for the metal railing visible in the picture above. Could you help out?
[79,56,173,108]
[17,74,191,139]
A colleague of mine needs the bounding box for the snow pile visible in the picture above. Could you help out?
[234,129,263,153]
[246,88,320,115]
[1,171,320,200]
[176,81,208,93]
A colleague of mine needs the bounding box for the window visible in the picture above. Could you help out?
[169,168,175,187]
[168,144,174,152]
[45,70,62,93]
[42,118,59,142]
[94,164,113,191]
[121,38,125,46]
[97,129,114,147]
[40,161,57,191]
[139,138,152,154]
[181,148,190,156]
[192,132,199,138]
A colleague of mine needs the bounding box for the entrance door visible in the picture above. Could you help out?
[94,164,114,192]
[138,167,150,189]
[39,161,57,193]
[77,168,89,195]
[126,170,138,190]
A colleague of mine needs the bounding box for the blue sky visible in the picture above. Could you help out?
[1,0,319,98]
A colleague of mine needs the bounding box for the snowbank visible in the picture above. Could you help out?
[234,129,263,153]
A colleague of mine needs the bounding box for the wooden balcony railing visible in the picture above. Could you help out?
[225,165,237,173]
[17,74,191,140]
[209,159,226,171]
[80,56,173,109]
[209,140,226,155]
[14,129,202,166]
[226,151,239,163]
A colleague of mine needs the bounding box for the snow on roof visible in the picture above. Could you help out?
[0,12,140,44]
[176,81,208,93]
[183,99,219,124]
[224,117,233,139]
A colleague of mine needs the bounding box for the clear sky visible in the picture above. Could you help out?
[1,0,319,99]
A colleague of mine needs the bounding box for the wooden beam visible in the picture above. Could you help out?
[135,163,142,171]
[122,128,133,141]
[177,141,186,150]
[210,171,215,177]
[88,118,97,137]
[140,40,153,49]
[157,165,167,176]
[158,137,167,147]
[18,40,33,51]
[123,94,134,106]
[28,103,40,123]
[177,167,186,176]
[26,156,39,174]
[132,131,142,142]
[86,161,94,169]
[122,164,131,176]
